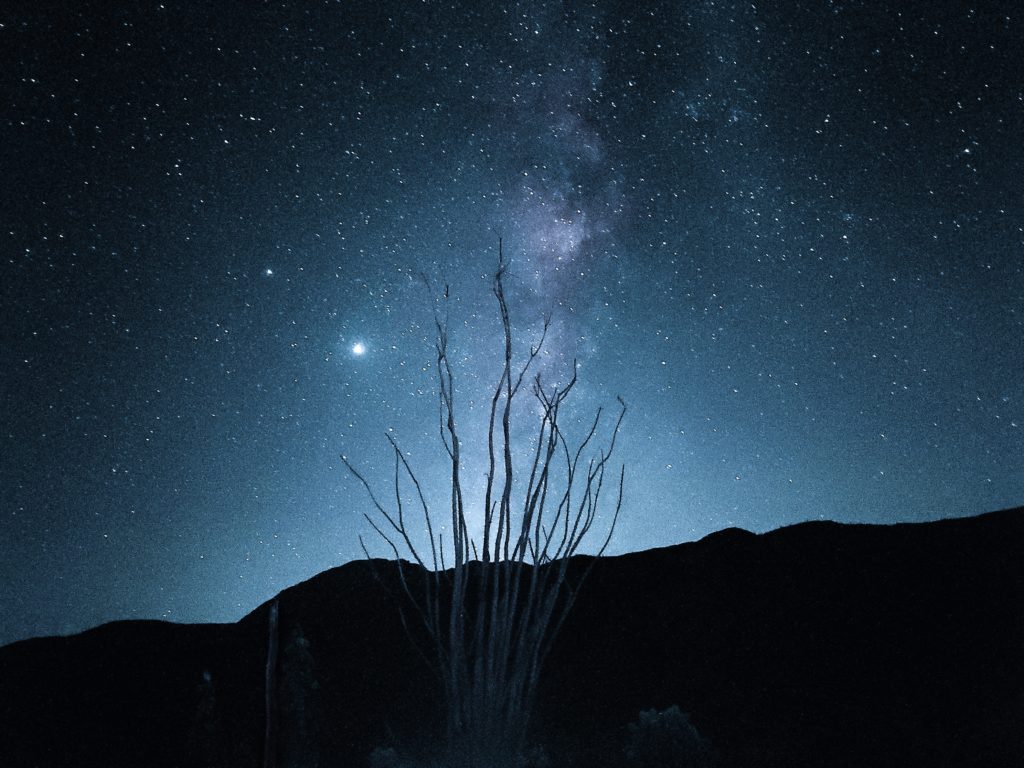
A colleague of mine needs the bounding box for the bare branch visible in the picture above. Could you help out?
[342,242,627,764]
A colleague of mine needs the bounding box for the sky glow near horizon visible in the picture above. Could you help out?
[1,0,1022,645]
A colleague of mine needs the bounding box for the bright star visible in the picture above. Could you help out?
[352,342,366,356]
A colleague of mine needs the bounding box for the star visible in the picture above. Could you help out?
[2,0,1020,648]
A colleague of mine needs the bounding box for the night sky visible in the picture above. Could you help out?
[2,0,1022,646]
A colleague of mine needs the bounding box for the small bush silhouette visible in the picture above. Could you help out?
[368,743,550,768]
[624,705,715,768]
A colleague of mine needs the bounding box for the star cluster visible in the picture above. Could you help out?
[1,0,1022,645]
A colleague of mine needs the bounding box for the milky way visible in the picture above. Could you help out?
[2,0,1022,645]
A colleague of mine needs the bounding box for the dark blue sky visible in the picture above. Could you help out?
[2,0,1022,646]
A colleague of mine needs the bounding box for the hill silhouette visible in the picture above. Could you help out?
[1,508,1022,767]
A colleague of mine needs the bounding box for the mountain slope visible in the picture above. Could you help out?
[1,508,1021,767]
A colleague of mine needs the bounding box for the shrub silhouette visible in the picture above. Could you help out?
[624,705,715,768]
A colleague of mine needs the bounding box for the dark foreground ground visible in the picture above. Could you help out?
[2,507,1022,767]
